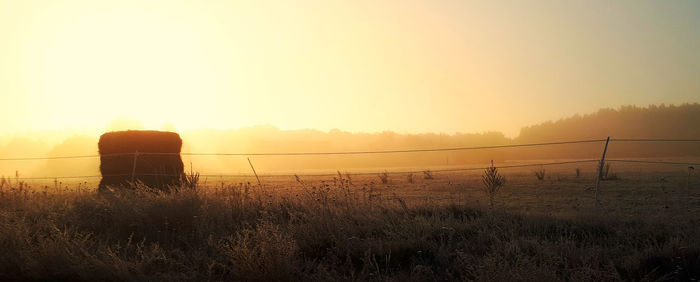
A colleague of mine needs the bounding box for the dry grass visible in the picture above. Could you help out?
[0,166,699,281]
[535,167,546,181]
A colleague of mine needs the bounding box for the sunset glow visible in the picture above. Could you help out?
[2,0,699,136]
[2,2,700,280]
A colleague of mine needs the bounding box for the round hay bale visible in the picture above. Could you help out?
[98,130,184,191]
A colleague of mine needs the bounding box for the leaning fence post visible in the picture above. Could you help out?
[595,137,610,208]
[131,151,139,183]
[247,157,262,189]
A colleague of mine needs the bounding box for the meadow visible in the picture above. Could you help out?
[0,163,698,281]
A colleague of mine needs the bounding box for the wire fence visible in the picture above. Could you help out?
[0,138,698,180]
[606,159,700,166]
[0,139,609,160]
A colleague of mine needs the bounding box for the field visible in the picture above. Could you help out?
[1,163,699,281]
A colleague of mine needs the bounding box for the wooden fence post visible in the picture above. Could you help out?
[595,137,610,208]
[247,157,262,189]
[131,151,139,183]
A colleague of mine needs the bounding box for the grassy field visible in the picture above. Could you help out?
[0,164,699,281]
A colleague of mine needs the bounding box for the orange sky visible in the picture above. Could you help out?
[1,0,699,137]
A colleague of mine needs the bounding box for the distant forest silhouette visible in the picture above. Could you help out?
[1,103,699,176]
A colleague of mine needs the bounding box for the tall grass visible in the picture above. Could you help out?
[0,179,698,281]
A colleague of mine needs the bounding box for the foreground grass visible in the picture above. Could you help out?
[0,182,699,281]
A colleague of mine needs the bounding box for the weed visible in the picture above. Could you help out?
[423,170,434,180]
[482,160,506,209]
[378,171,389,184]
[181,163,200,190]
[535,167,546,181]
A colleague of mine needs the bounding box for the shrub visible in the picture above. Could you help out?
[378,171,389,184]
[535,167,546,181]
[482,160,506,209]
[181,164,200,190]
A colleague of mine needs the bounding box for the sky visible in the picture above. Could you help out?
[1,0,699,137]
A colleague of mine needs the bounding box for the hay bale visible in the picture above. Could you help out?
[98,130,184,191]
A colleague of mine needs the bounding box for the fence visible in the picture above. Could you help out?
[1,138,699,179]
[2,137,699,205]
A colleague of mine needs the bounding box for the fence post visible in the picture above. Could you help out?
[595,137,610,208]
[131,151,139,183]
[247,157,262,189]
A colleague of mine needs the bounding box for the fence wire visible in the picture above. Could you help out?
[610,138,700,143]
[607,159,700,166]
[1,138,698,180]
[6,159,600,180]
[0,139,607,161]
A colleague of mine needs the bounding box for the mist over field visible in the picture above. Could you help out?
[2,0,700,279]
[1,103,698,178]
[2,104,700,281]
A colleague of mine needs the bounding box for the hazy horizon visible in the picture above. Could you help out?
[1,102,698,141]
[2,103,698,178]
